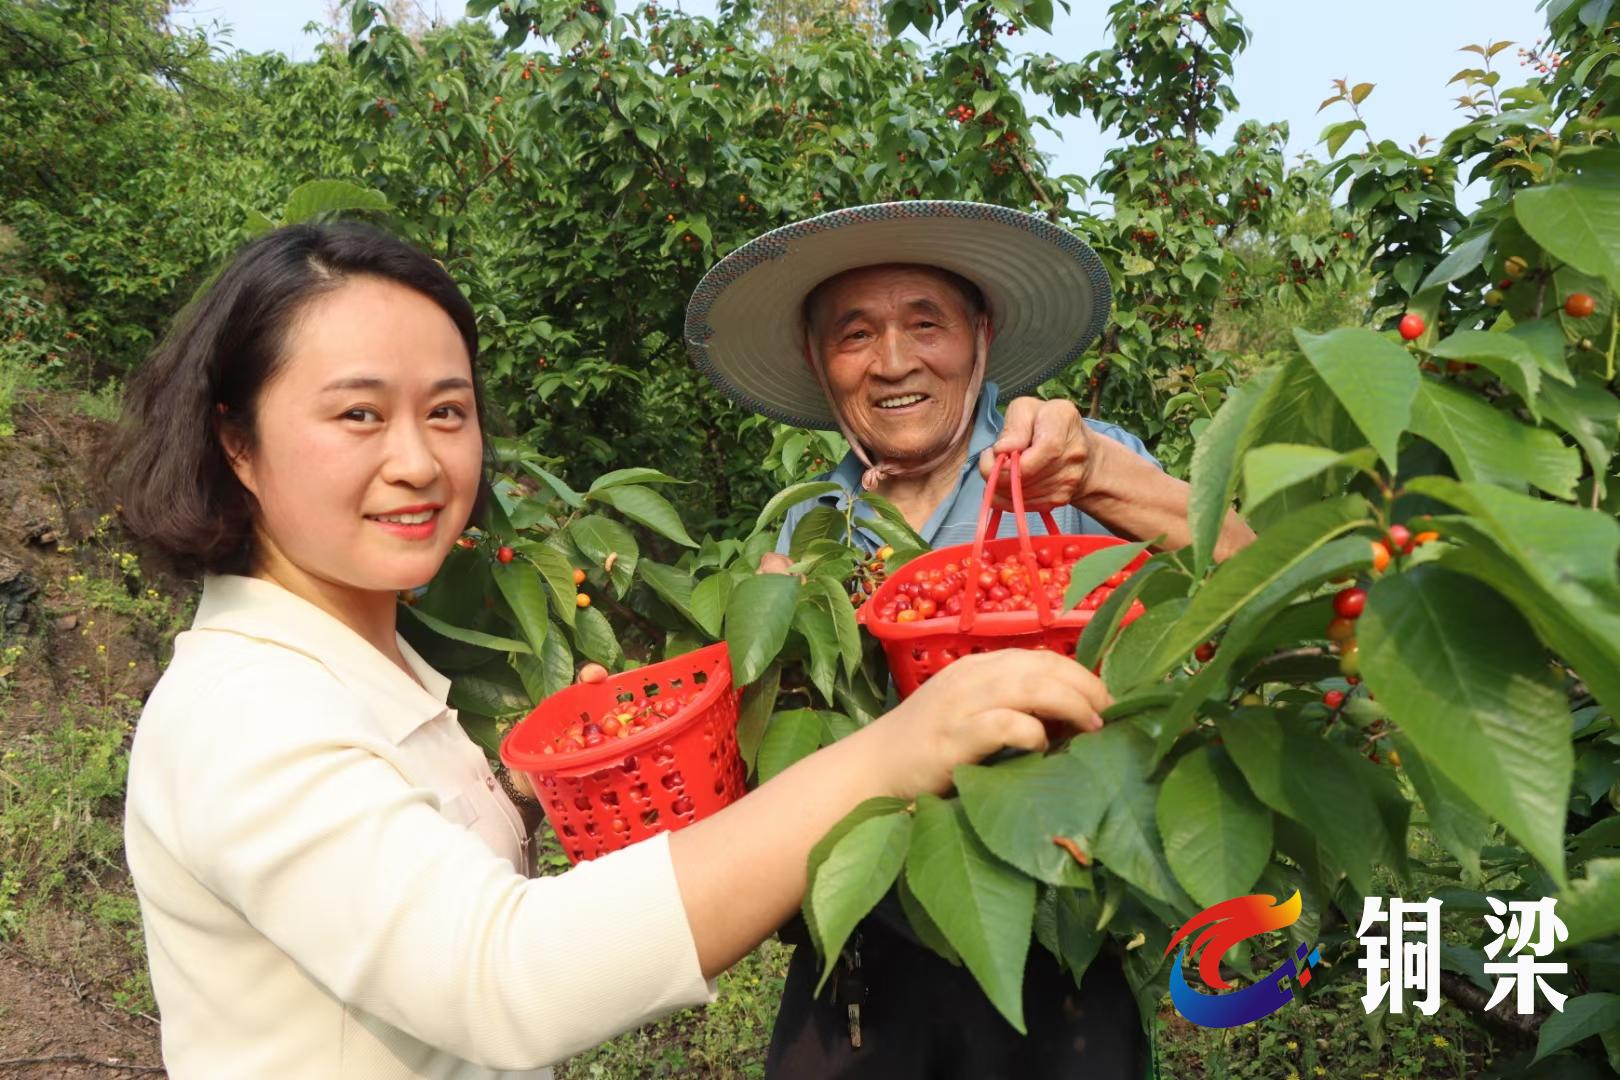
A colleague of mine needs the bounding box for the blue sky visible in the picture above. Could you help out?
[174,0,1548,205]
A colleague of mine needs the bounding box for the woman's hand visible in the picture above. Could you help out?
[866,649,1112,799]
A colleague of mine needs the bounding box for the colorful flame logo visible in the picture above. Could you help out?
[1165,891,1322,1028]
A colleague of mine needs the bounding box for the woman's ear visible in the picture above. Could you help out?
[214,404,259,497]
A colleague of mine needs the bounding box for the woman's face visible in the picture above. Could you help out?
[227,275,484,594]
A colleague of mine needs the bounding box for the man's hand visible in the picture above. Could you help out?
[976,395,1105,510]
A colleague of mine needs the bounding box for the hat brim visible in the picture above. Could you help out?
[684,201,1112,430]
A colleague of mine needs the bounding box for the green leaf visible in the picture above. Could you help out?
[566,515,639,597]
[280,178,389,225]
[1067,725,1193,910]
[1187,366,1278,576]
[1321,118,1367,157]
[1534,994,1620,1063]
[792,601,840,702]
[243,208,276,237]
[790,505,849,557]
[1137,497,1372,688]
[1221,708,1407,896]
[1102,598,1190,692]
[1359,565,1572,886]
[589,484,698,547]
[538,618,575,696]
[803,576,862,677]
[690,572,734,639]
[637,561,697,626]
[519,461,585,508]
[751,480,844,538]
[857,493,928,552]
[735,663,781,774]
[449,672,531,718]
[1539,375,1620,489]
[1391,735,1490,880]
[808,811,914,991]
[1034,887,1104,981]
[1062,541,1152,613]
[956,752,1101,887]
[1516,176,1620,294]
[1293,327,1420,469]
[1243,444,1377,511]
[1559,858,1620,947]
[1428,330,1545,409]
[905,795,1035,1033]
[724,574,800,685]
[1157,746,1273,908]
[512,651,549,704]
[1409,379,1580,498]
[403,604,531,654]
[492,562,550,657]
[757,708,826,783]
[1074,560,1172,672]
[588,467,686,490]
[897,873,960,965]
[570,603,623,668]
[1416,228,1492,294]
[519,539,581,628]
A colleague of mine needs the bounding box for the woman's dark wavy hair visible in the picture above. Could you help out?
[107,221,494,576]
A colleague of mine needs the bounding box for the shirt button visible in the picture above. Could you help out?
[485,775,497,791]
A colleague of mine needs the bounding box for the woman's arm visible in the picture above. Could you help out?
[669,648,1111,977]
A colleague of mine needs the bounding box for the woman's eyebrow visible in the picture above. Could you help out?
[319,376,473,393]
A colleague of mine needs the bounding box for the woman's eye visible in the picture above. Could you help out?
[342,407,381,423]
[430,404,467,421]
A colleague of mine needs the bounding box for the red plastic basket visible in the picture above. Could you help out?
[500,641,747,864]
[861,451,1149,698]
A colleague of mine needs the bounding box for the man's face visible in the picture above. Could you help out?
[806,264,981,463]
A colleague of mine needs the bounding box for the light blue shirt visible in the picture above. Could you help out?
[774,382,1161,556]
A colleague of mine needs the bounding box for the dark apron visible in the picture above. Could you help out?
[766,896,1152,1079]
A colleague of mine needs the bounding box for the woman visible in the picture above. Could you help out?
[111,221,1113,1078]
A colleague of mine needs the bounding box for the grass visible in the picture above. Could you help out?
[0,699,152,1013]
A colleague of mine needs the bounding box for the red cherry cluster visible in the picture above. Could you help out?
[870,544,1130,623]
[546,692,695,754]
[948,103,978,123]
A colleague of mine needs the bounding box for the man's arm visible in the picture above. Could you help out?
[979,396,1257,563]
[1075,431,1256,563]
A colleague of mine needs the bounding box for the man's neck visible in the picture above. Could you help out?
[871,437,973,534]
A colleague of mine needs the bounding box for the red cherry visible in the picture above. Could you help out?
[1322,689,1346,710]
[1387,524,1414,554]
[496,546,515,564]
[1398,313,1425,341]
[1565,293,1597,319]
[1194,641,1216,663]
[1332,587,1367,620]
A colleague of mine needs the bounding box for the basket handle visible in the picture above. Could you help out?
[958,451,1059,632]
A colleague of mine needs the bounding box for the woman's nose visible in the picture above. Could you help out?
[380,420,442,488]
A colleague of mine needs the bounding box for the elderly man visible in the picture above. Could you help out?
[685,202,1254,1079]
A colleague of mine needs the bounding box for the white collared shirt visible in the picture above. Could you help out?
[125,574,714,1078]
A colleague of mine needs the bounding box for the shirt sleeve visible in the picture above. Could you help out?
[151,653,714,1071]
[1085,418,1163,472]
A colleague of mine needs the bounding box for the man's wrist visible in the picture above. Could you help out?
[1071,426,1122,512]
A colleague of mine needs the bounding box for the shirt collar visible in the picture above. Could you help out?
[190,574,452,744]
